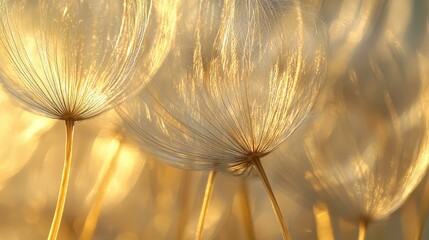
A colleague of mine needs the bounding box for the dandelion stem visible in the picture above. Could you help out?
[358,219,367,240]
[48,119,75,240]
[195,170,217,240]
[79,142,122,240]
[313,202,334,240]
[252,156,291,240]
[239,179,256,240]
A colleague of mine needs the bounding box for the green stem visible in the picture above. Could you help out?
[48,119,75,240]
[195,170,217,240]
[252,156,291,240]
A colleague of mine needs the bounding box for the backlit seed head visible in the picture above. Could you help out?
[0,0,149,120]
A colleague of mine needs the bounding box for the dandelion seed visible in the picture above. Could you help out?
[267,38,429,240]
[0,1,157,239]
[119,0,328,239]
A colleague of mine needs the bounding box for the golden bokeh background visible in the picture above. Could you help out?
[1,0,429,239]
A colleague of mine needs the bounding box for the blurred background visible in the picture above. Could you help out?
[1,0,429,239]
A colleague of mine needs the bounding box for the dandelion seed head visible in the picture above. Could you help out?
[0,0,150,120]
[267,38,429,222]
[120,0,328,174]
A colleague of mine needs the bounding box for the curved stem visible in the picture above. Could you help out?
[239,179,256,240]
[195,170,217,240]
[252,156,291,240]
[79,142,122,240]
[358,219,367,240]
[48,119,75,240]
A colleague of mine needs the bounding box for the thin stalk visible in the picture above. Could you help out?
[48,119,75,240]
[313,202,334,240]
[251,156,291,240]
[238,179,256,240]
[358,219,367,240]
[195,170,217,240]
[79,142,122,240]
